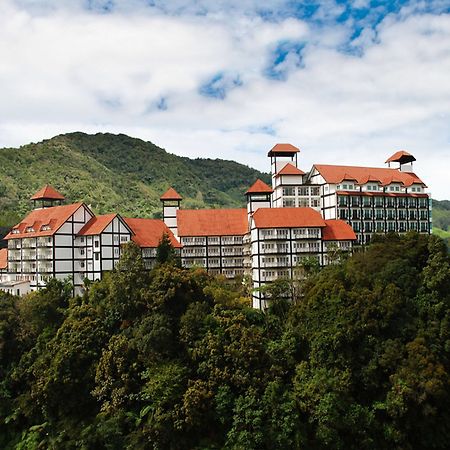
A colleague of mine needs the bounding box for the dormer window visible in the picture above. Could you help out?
[12,229,20,234]
[25,227,34,233]
[40,225,51,231]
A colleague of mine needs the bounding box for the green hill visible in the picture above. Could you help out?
[432,200,450,247]
[0,132,270,229]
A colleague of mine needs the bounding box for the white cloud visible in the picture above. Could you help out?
[0,1,449,199]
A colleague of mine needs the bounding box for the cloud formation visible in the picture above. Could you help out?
[1,0,449,198]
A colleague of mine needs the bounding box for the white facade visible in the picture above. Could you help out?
[0,146,431,308]
[2,202,133,297]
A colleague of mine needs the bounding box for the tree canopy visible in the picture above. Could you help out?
[0,233,449,449]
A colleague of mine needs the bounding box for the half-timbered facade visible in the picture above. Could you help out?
[0,143,431,308]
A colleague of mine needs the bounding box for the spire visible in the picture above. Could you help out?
[160,187,183,201]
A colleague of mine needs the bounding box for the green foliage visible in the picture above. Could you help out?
[0,132,270,244]
[0,232,449,449]
[155,232,178,265]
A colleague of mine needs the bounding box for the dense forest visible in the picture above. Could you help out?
[0,132,270,230]
[0,231,449,449]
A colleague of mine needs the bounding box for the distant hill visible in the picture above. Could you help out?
[433,199,450,247]
[0,132,270,230]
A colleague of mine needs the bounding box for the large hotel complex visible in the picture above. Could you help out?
[0,144,431,308]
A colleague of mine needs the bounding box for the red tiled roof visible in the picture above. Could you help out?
[275,163,305,176]
[177,208,248,237]
[5,203,85,239]
[246,179,274,194]
[385,150,416,164]
[30,185,65,201]
[160,187,182,201]
[252,207,326,229]
[323,220,357,241]
[314,164,426,187]
[78,214,117,236]
[0,248,7,270]
[268,143,300,156]
[124,218,181,248]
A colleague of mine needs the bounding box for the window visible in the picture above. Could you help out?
[120,236,128,242]
[80,237,85,243]
[282,187,295,196]
[95,253,100,261]
[80,248,85,255]
[94,241,99,248]
[80,261,85,268]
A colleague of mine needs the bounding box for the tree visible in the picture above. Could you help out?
[156,232,178,265]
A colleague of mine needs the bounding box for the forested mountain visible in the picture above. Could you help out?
[0,132,270,229]
[0,232,449,449]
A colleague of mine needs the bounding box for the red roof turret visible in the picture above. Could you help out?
[268,143,300,157]
[245,179,274,195]
[160,187,183,201]
[385,150,416,164]
[30,185,65,201]
[275,163,305,176]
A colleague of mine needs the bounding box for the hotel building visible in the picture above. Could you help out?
[0,143,431,308]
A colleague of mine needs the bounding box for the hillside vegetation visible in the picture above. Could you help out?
[0,132,270,228]
[433,200,450,246]
[0,232,449,449]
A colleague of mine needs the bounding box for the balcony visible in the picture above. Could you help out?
[22,250,37,260]
[260,246,289,254]
[293,245,320,253]
[22,239,36,249]
[37,249,52,260]
[38,263,53,273]
[260,261,290,268]
[37,237,53,247]
[8,240,21,250]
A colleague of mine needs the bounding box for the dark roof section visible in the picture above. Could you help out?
[385,150,416,164]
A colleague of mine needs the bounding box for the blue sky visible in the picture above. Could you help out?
[1,0,450,198]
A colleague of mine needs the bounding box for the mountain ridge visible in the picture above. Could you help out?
[0,132,270,229]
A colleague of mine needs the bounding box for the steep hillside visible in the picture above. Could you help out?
[0,132,270,228]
